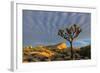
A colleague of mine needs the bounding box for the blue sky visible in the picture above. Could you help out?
[23,10,91,48]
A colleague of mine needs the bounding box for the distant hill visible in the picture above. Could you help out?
[46,42,67,50]
[79,45,91,59]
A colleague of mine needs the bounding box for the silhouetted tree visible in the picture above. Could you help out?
[58,24,81,59]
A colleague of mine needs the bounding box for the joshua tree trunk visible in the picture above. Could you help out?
[70,41,73,59]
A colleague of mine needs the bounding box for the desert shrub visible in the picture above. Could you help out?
[27,55,34,62]
[32,58,40,62]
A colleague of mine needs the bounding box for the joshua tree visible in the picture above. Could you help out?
[58,24,81,59]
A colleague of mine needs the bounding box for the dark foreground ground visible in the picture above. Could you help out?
[23,43,91,62]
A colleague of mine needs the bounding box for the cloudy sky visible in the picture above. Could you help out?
[23,10,91,47]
